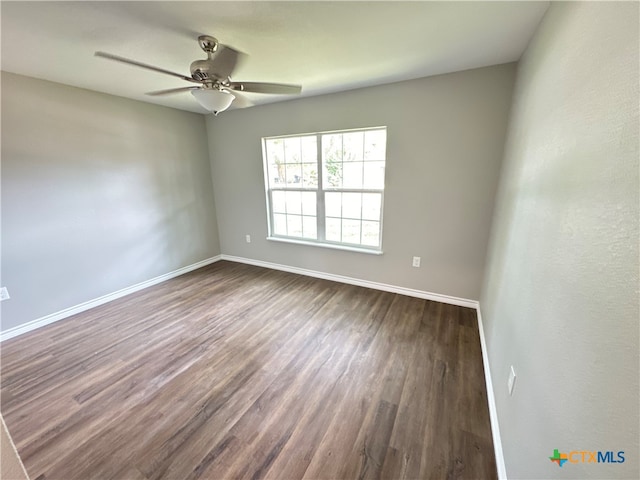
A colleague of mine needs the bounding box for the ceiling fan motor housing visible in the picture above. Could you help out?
[190,59,225,82]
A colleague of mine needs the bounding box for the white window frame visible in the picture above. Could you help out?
[262,127,386,254]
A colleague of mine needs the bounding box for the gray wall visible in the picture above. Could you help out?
[1,72,220,331]
[207,64,515,300]
[480,2,639,479]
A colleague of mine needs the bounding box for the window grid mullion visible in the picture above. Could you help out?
[320,188,383,194]
[359,192,364,245]
[316,134,326,241]
[269,189,275,237]
[360,133,365,244]
[340,134,344,243]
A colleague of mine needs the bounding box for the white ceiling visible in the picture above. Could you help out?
[1,1,549,114]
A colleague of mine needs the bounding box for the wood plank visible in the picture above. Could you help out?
[1,261,496,479]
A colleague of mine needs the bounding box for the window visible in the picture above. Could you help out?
[262,127,386,252]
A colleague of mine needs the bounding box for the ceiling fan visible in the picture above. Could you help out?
[95,35,302,115]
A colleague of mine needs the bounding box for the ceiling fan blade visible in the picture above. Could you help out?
[228,82,302,95]
[95,51,199,83]
[146,87,200,96]
[210,45,246,79]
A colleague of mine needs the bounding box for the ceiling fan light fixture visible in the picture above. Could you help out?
[191,88,235,115]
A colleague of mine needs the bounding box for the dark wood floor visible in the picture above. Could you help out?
[1,261,496,480]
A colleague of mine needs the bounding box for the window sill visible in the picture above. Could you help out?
[266,236,383,255]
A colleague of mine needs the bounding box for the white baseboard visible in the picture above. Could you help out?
[2,252,503,475]
[476,305,507,479]
[220,254,478,309]
[0,255,222,342]
[2,254,476,342]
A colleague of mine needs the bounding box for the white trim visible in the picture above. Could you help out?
[476,305,507,479]
[0,256,222,342]
[220,254,477,309]
[266,236,383,255]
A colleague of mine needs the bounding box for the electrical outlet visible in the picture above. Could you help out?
[0,287,10,301]
[412,256,421,268]
[508,365,516,396]
[245,234,251,243]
